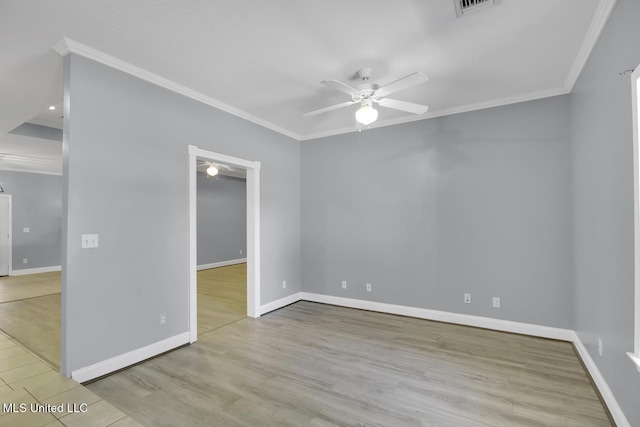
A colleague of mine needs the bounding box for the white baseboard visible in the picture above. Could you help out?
[260,292,303,315]
[197,258,247,271]
[71,332,190,383]
[299,292,574,341]
[10,265,61,276]
[571,331,630,427]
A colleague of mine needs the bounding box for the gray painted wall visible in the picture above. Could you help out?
[0,171,61,271]
[302,96,573,328]
[63,54,300,376]
[197,173,246,265]
[570,0,640,424]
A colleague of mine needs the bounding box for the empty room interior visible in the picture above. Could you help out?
[0,0,639,426]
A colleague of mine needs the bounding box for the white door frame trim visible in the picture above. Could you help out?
[188,145,261,343]
[630,65,640,372]
[0,195,12,276]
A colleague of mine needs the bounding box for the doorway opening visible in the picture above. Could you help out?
[188,145,261,343]
[196,158,247,334]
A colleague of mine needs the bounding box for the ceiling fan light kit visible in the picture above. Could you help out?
[304,69,430,127]
[206,165,219,177]
[355,100,378,125]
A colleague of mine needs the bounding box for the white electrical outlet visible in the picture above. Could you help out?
[341,280,347,289]
[464,293,471,304]
[282,280,287,289]
[493,297,501,308]
[159,313,167,326]
[23,227,30,233]
[598,338,603,356]
[240,249,243,255]
[366,283,372,292]
[23,258,27,264]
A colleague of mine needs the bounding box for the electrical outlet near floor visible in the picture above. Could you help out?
[240,249,243,255]
[493,297,501,308]
[366,283,372,292]
[341,280,347,289]
[464,293,471,304]
[598,338,603,356]
[282,280,287,289]
[23,258,27,264]
[159,313,167,326]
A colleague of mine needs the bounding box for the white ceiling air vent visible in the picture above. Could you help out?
[454,0,501,18]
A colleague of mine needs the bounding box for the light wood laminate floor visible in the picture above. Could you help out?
[87,301,612,427]
[0,272,60,303]
[197,263,247,335]
[0,329,142,427]
[0,264,246,372]
[0,272,62,370]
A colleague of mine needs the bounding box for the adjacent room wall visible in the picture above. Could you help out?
[570,0,640,424]
[63,54,301,376]
[0,170,61,271]
[9,123,63,142]
[197,173,246,266]
[302,95,573,329]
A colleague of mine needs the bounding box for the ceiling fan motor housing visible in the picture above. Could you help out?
[358,68,372,81]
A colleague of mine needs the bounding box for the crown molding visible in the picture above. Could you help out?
[301,86,568,141]
[0,153,60,166]
[564,0,617,91]
[0,154,62,175]
[51,0,616,143]
[0,165,62,176]
[51,37,302,141]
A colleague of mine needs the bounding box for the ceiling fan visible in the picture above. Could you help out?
[304,68,429,126]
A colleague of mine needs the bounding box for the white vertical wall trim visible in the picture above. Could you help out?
[631,65,640,367]
[0,195,12,277]
[572,332,631,427]
[188,150,197,343]
[246,163,261,318]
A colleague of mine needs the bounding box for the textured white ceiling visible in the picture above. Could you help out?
[0,0,612,142]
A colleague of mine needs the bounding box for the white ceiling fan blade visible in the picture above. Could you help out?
[303,101,357,117]
[374,72,428,98]
[321,80,361,97]
[377,98,429,114]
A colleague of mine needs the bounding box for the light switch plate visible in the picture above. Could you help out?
[23,227,30,233]
[81,234,99,249]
